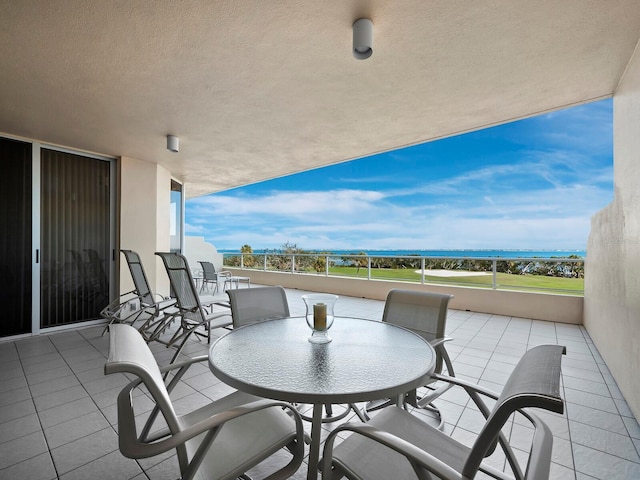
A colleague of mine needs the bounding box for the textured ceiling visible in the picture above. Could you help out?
[1,1,639,197]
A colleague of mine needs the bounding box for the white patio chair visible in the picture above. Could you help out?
[100,249,176,336]
[321,344,566,480]
[198,260,232,293]
[155,252,232,364]
[105,324,305,480]
[227,285,290,327]
[365,289,455,425]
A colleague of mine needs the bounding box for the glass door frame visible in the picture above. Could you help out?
[31,142,117,335]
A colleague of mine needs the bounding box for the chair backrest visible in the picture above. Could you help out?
[463,344,565,478]
[121,250,155,306]
[227,286,290,328]
[156,252,205,322]
[382,289,452,371]
[104,324,180,433]
[198,261,217,281]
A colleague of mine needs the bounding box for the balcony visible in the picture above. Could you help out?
[1,287,638,479]
[2,6,640,472]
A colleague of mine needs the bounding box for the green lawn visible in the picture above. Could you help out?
[326,266,583,294]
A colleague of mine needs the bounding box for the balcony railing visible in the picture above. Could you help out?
[223,253,584,295]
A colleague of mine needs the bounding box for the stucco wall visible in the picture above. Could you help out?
[584,45,640,418]
[119,157,171,297]
[184,236,224,273]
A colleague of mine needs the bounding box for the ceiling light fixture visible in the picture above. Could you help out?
[166,135,179,152]
[353,18,373,60]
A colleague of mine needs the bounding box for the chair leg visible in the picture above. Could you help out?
[350,403,370,422]
[364,398,393,413]
[101,322,112,336]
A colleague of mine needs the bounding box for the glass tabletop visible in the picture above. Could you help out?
[208,316,435,404]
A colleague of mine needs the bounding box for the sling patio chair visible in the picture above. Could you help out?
[100,250,176,337]
[105,324,305,480]
[155,252,232,364]
[227,285,291,328]
[365,289,455,426]
[198,260,232,294]
[321,344,566,480]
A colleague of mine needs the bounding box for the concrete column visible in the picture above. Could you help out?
[119,156,172,297]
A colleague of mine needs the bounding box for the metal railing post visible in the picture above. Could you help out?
[240,253,244,269]
[325,255,329,276]
[367,256,372,280]
[492,260,497,289]
[421,257,425,285]
[263,254,267,271]
[292,254,296,274]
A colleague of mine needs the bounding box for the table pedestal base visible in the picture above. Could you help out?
[307,404,324,480]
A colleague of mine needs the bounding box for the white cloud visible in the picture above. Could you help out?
[187,183,610,250]
[189,189,386,218]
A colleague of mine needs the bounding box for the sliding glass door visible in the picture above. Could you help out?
[0,138,32,337]
[1,137,115,337]
[40,148,113,328]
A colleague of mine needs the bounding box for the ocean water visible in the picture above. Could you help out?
[220,249,586,259]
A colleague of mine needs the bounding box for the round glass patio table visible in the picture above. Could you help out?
[208,316,435,480]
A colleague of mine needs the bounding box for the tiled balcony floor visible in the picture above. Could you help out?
[1,287,639,479]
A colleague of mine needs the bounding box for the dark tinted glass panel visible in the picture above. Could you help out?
[0,138,32,337]
[40,149,110,327]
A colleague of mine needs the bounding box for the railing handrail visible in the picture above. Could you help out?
[224,252,583,262]
[222,252,584,295]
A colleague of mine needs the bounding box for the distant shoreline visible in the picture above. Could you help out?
[218,248,586,259]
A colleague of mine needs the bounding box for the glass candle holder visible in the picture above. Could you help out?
[302,294,338,344]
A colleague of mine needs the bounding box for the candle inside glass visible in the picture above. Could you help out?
[313,303,327,330]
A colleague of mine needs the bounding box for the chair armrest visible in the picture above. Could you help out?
[428,373,498,420]
[415,342,456,407]
[322,421,462,480]
[153,293,172,303]
[118,384,302,460]
[431,372,523,473]
[100,293,139,314]
[198,295,224,307]
[158,355,208,374]
[158,355,208,395]
[431,373,500,401]
[100,294,145,322]
[133,356,210,441]
[429,337,456,377]
[429,336,453,349]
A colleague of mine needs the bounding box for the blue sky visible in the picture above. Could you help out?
[186,99,613,251]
